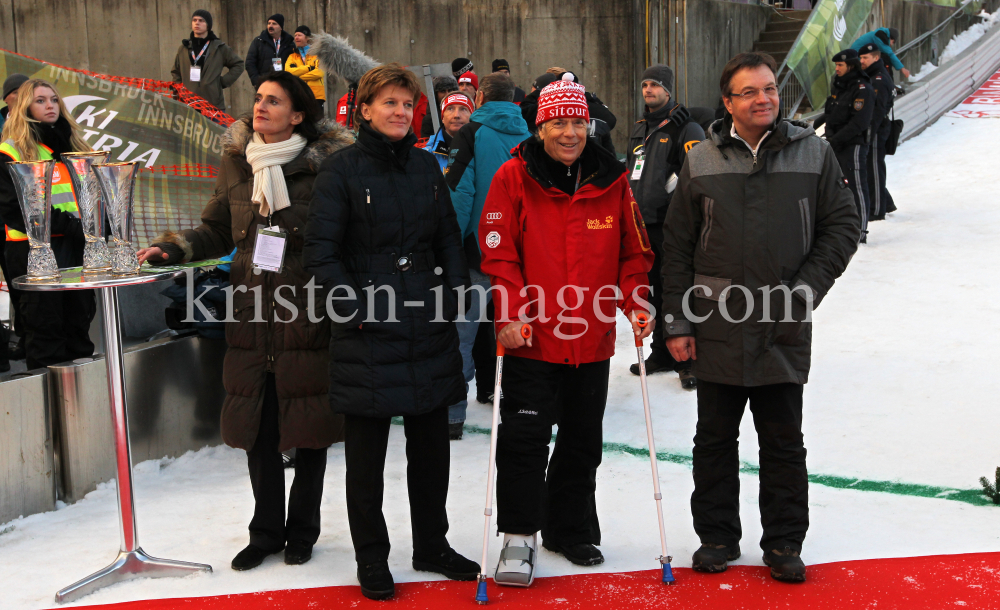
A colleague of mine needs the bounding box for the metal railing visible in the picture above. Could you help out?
[894,19,1000,143]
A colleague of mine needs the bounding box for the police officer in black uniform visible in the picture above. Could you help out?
[859,42,894,222]
[824,48,873,243]
[626,64,705,389]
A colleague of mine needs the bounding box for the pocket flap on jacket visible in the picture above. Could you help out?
[692,274,732,302]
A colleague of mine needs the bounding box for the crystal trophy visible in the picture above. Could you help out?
[62,151,112,274]
[93,161,141,276]
[7,160,60,281]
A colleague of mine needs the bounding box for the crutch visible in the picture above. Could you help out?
[476,323,532,604]
[633,312,675,584]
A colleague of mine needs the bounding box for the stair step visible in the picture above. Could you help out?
[769,52,789,66]
[755,40,795,53]
[769,20,807,32]
[759,30,800,44]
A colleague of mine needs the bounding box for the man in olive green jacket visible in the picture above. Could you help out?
[170,10,244,112]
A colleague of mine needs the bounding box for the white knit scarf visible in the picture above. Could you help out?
[245,132,307,217]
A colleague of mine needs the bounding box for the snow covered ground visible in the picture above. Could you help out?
[3,112,1000,609]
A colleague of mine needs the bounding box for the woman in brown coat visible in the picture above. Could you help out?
[138,72,352,570]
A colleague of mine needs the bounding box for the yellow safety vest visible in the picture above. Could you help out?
[0,140,79,241]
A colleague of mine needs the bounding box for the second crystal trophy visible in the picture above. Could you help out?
[7,160,60,281]
[62,151,112,274]
[93,161,141,276]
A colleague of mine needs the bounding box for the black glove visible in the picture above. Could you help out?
[148,242,186,265]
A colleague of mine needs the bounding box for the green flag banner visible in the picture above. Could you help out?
[0,48,231,247]
[785,0,875,111]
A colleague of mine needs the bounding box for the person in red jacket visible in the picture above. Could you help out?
[478,79,654,586]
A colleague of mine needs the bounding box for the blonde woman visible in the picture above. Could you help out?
[0,79,95,368]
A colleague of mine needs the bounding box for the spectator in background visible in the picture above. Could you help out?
[851,27,909,79]
[457,73,478,98]
[423,92,473,173]
[170,10,244,112]
[421,75,459,138]
[444,73,531,441]
[286,26,325,110]
[519,72,559,133]
[452,57,475,80]
[245,14,295,89]
[492,59,526,104]
[626,64,704,389]
[0,73,29,369]
[0,73,28,133]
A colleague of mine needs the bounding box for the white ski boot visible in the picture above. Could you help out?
[494,533,537,587]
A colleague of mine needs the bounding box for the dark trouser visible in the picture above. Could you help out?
[835,144,870,240]
[247,373,328,552]
[867,130,891,220]
[691,380,808,553]
[496,356,609,545]
[0,239,22,337]
[472,297,497,396]
[344,406,451,564]
[646,223,684,368]
[19,289,96,369]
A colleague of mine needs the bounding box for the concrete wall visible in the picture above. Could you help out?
[0,0,772,152]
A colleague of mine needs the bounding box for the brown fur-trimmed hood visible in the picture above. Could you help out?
[220,115,355,170]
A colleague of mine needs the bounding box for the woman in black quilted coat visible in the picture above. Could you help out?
[303,64,478,601]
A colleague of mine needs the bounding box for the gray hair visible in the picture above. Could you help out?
[479,73,515,103]
[433,75,459,94]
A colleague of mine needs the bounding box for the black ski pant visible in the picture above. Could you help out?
[867,130,891,220]
[691,379,808,553]
[835,143,870,240]
[344,406,451,564]
[472,297,497,397]
[247,373,328,552]
[0,238,22,337]
[647,223,686,369]
[496,356,609,545]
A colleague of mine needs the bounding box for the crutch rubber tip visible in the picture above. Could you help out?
[662,562,676,584]
[475,579,489,603]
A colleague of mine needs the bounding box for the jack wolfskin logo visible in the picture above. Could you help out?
[587,216,614,230]
[659,137,669,143]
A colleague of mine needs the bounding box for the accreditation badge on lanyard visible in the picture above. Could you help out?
[252,223,288,273]
[631,152,645,180]
[190,44,208,82]
[272,39,283,71]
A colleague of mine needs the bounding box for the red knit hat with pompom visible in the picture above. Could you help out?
[535,80,589,126]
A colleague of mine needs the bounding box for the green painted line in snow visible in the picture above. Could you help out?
[392,418,994,507]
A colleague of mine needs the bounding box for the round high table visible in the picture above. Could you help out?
[13,267,213,603]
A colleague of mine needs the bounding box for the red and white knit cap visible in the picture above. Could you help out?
[457,72,479,91]
[535,80,590,126]
[441,93,475,114]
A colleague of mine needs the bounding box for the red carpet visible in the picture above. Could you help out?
[75,552,1000,610]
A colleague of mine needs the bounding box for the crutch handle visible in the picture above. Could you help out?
[634,312,649,347]
[495,323,533,356]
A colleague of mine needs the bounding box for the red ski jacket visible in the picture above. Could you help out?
[479,138,654,366]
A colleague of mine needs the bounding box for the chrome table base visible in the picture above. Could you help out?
[13,269,212,604]
[55,549,212,604]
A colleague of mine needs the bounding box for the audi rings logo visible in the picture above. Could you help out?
[486,212,503,221]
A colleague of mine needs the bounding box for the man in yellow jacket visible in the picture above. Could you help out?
[285,26,325,108]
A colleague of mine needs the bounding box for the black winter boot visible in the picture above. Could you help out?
[692,543,741,573]
[358,560,395,600]
[541,539,605,566]
[448,422,464,440]
[629,352,676,376]
[284,540,313,565]
[763,547,806,582]
[231,544,281,571]
[412,547,480,580]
